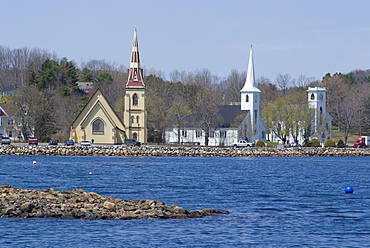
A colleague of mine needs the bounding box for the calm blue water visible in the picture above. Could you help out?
[1,155,370,247]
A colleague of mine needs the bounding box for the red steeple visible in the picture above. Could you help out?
[126,27,145,88]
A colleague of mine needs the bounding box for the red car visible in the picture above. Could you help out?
[28,137,38,145]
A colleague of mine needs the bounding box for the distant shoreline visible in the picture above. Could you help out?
[0,145,369,157]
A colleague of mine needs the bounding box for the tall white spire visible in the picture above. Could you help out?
[241,45,260,92]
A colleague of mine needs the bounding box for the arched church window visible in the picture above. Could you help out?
[311,93,315,100]
[319,93,323,100]
[133,133,138,140]
[131,116,135,123]
[92,119,104,134]
[320,107,323,114]
[254,110,258,122]
[133,93,138,106]
[246,95,249,102]
[136,116,140,123]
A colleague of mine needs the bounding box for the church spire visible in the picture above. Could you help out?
[126,27,145,88]
[241,45,260,92]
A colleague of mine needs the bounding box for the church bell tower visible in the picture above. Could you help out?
[240,46,266,141]
[124,27,147,143]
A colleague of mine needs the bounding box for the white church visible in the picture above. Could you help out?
[267,87,333,145]
[165,46,266,146]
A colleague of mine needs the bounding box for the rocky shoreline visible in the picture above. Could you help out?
[0,145,369,157]
[0,185,228,220]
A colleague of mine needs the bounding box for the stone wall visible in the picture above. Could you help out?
[0,145,370,157]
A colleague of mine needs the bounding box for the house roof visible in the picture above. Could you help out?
[0,103,18,117]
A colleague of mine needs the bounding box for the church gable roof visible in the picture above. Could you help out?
[219,105,248,128]
[71,89,125,131]
[183,105,248,129]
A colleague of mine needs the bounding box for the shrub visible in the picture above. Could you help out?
[324,139,336,147]
[310,138,321,147]
[255,139,265,147]
[337,139,345,148]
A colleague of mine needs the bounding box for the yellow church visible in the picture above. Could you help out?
[70,28,147,144]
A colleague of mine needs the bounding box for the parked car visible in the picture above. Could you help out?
[124,139,141,146]
[233,140,254,148]
[81,140,91,146]
[49,139,58,145]
[289,142,301,147]
[1,137,11,145]
[64,139,75,146]
[28,137,38,145]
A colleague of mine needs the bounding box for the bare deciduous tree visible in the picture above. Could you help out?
[275,73,292,96]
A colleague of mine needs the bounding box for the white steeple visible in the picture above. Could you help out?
[240,45,266,141]
[241,45,260,92]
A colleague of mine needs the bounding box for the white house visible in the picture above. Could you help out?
[165,105,248,146]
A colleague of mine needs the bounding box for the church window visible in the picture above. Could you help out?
[133,133,138,140]
[133,93,138,106]
[181,130,187,137]
[311,93,315,100]
[319,93,323,100]
[133,71,138,81]
[246,95,249,102]
[136,116,140,123]
[92,119,104,134]
[254,110,258,122]
[131,116,135,123]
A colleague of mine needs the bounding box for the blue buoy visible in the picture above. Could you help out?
[345,186,354,194]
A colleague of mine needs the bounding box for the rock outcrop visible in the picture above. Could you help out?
[0,145,370,157]
[0,185,228,220]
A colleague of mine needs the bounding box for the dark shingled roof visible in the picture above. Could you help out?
[183,105,249,128]
[219,105,248,128]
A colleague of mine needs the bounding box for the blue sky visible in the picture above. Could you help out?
[1,0,369,82]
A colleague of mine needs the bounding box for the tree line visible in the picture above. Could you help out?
[1,46,370,144]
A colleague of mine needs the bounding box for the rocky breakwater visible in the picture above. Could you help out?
[1,145,370,157]
[0,185,228,220]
